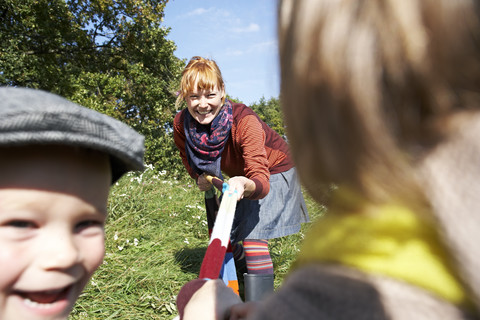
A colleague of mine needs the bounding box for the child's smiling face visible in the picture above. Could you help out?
[0,146,111,320]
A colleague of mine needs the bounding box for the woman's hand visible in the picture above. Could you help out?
[198,174,256,200]
[227,176,256,201]
[197,173,213,191]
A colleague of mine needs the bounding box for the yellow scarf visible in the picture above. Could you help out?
[295,198,468,306]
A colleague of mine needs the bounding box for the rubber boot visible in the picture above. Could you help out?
[243,273,274,301]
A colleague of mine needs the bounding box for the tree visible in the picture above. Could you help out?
[0,0,185,175]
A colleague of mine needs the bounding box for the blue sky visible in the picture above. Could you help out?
[162,0,279,106]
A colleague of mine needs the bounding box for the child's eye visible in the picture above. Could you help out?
[5,220,36,229]
[75,220,104,233]
[0,219,38,240]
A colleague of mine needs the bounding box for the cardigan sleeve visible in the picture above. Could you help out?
[235,114,271,199]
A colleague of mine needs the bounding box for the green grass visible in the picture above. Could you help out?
[69,165,326,319]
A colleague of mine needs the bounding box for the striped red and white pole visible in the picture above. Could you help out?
[176,175,238,319]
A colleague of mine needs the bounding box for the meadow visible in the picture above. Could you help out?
[69,165,326,319]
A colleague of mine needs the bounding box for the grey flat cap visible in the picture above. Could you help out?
[0,87,145,182]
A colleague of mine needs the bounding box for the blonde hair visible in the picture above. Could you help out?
[278,0,480,204]
[175,56,226,109]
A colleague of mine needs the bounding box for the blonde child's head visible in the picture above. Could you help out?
[278,0,480,204]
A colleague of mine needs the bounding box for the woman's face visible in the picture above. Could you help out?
[186,83,225,125]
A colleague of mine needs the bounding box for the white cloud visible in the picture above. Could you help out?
[225,49,245,56]
[225,40,277,57]
[181,7,230,19]
[253,40,277,51]
[185,7,211,16]
[232,23,260,33]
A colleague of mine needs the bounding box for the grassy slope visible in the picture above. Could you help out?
[70,166,326,319]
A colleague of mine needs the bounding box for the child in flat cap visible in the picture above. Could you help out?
[0,87,144,320]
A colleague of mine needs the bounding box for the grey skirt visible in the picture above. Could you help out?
[230,167,309,242]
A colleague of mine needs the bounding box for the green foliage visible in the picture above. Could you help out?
[69,165,326,319]
[249,96,286,138]
[0,0,287,177]
[0,0,186,175]
[226,94,243,104]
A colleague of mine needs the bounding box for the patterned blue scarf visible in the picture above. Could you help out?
[184,100,233,179]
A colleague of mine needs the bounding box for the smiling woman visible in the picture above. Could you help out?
[173,56,309,302]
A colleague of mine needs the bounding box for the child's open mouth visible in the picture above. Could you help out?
[24,287,68,304]
[15,286,72,315]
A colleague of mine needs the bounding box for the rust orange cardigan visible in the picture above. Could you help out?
[173,102,293,200]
